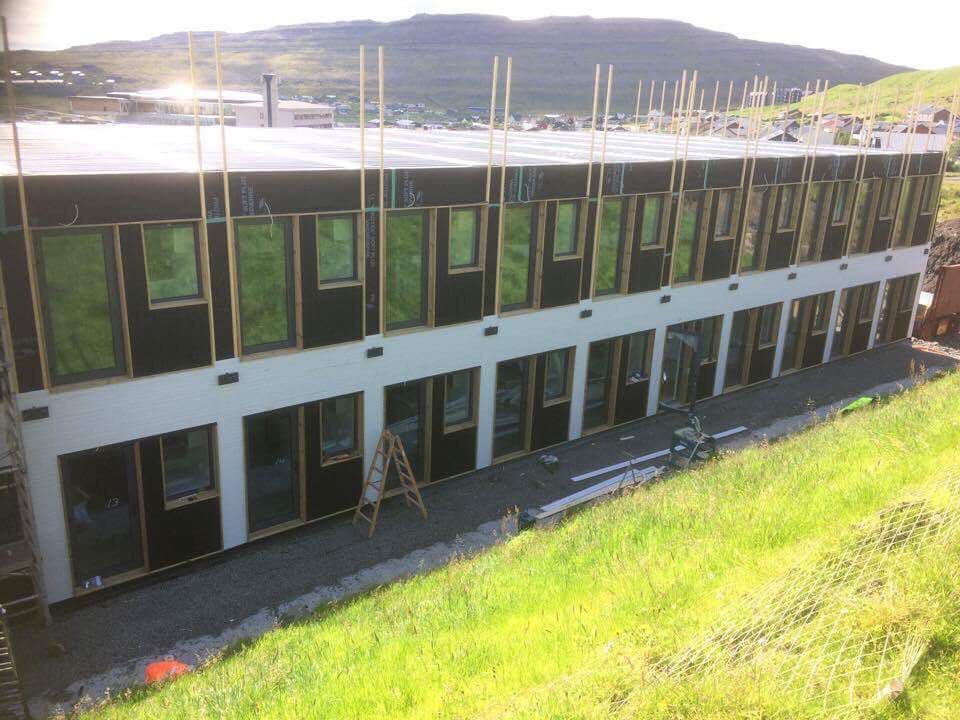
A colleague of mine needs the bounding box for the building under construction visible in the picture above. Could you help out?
[0,56,952,616]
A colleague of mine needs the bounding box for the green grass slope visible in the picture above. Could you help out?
[791,66,960,118]
[84,371,960,720]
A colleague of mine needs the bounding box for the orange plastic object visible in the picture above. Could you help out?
[145,660,190,685]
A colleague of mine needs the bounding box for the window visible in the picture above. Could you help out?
[899,275,918,312]
[317,215,357,284]
[832,182,852,225]
[245,408,299,533]
[584,341,614,430]
[777,185,797,231]
[162,427,215,505]
[449,208,480,269]
[499,205,535,310]
[640,195,664,246]
[812,293,830,333]
[0,473,22,547]
[859,284,878,323]
[554,201,580,257]
[798,183,827,263]
[849,179,878,255]
[444,370,474,428]
[920,176,940,215]
[624,331,651,385]
[494,358,530,458]
[893,178,919,247]
[543,349,571,403]
[321,395,359,463]
[879,178,900,219]
[596,198,626,294]
[36,228,125,385]
[740,187,767,272]
[715,190,736,238]
[673,193,702,283]
[758,304,779,346]
[143,223,201,303]
[385,210,428,329]
[236,219,294,353]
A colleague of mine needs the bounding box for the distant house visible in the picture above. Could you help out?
[912,105,952,124]
[234,100,334,129]
[67,95,130,118]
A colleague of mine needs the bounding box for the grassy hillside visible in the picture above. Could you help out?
[9,14,909,113]
[83,370,960,720]
[790,66,960,118]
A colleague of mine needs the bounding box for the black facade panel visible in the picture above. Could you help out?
[364,210,380,335]
[581,202,597,298]
[530,355,570,451]
[912,214,933,247]
[705,158,744,189]
[751,158,779,186]
[304,403,363,519]
[696,362,716,401]
[140,436,222,570]
[434,207,484,326]
[680,161,707,191]
[629,248,665,293]
[119,225,212,377]
[299,216,364,348]
[802,332,827,368]
[530,165,588,200]
[702,239,733,282]
[821,224,846,262]
[206,223,235,360]
[614,377,649,425]
[775,157,805,185]
[483,206,499,316]
[230,170,368,216]
[390,167,486,208]
[810,155,857,183]
[0,231,43,391]
[871,218,893,253]
[747,346,775,386]
[851,322,871,355]
[765,232,794,271]
[25,173,200,227]
[622,161,673,195]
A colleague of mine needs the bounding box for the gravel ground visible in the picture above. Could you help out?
[12,339,959,712]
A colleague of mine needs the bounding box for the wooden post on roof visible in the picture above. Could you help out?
[590,64,614,298]
[585,64,601,197]
[793,79,829,264]
[377,46,386,331]
[494,56,513,314]
[485,56,499,203]
[633,79,642,133]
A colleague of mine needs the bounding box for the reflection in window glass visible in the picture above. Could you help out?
[385,211,428,329]
[920,176,940,214]
[494,359,528,457]
[781,300,802,372]
[449,208,479,268]
[673,194,701,283]
[625,331,651,385]
[317,216,356,283]
[777,185,797,230]
[832,182,851,224]
[849,179,878,254]
[236,219,293,352]
[144,223,200,302]
[724,311,750,388]
[715,190,735,238]
[640,195,663,246]
[444,370,474,427]
[554,201,579,256]
[245,409,299,533]
[500,206,534,310]
[859,283,878,322]
[322,395,358,462]
[893,178,919,247]
[37,229,123,383]
[812,293,831,332]
[758,304,779,345]
[880,178,900,218]
[543,349,570,402]
[584,341,614,429]
[740,187,766,272]
[596,198,625,294]
[798,183,826,262]
[162,427,214,502]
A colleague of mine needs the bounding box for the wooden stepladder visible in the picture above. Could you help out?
[352,430,428,537]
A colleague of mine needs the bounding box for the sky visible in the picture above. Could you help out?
[0,0,955,70]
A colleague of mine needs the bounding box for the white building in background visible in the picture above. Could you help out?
[233,100,334,129]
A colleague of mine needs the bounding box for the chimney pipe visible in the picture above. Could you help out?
[261,73,279,127]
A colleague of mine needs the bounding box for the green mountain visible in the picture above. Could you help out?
[9,14,910,113]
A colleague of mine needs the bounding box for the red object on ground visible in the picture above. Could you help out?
[916,264,960,340]
[145,660,191,684]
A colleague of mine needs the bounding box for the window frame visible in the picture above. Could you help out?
[319,393,363,466]
[879,178,901,220]
[443,368,478,433]
[831,181,853,226]
[384,209,432,331]
[811,293,831,334]
[161,425,218,510]
[141,221,205,308]
[757,303,780,349]
[713,189,738,241]
[498,203,539,313]
[672,191,706,285]
[848,178,879,256]
[776,184,799,232]
[542,348,574,406]
[638,193,668,248]
[235,216,297,355]
[448,206,484,273]
[34,225,128,386]
[624,330,654,386]
[858,283,879,323]
[316,213,361,287]
[553,200,583,260]
[739,186,769,273]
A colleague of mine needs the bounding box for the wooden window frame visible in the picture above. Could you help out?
[638,193,669,249]
[542,347,575,407]
[161,425,219,510]
[498,203,542,315]
[582,338,619,433]
[142,221,206,308]
[623,330,654,386]
[713,188,740,241]
[757,303,781,349]
[552,199,584,260]
[316,213,362,289]
[443,368,479,434]
[447,206,484,273]
[831,181,853,226]
[34,225,129,387]
[384,208,434,332]
[671,190,708,286]
[594,196,631,297]
[776,184,800,232]
[738,186,772,274]
[492,356,536,462]
[319,392,364,467]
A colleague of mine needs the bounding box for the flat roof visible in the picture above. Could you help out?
[0,121,904,177]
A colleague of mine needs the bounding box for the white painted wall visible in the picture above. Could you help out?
[17,246,928,602]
